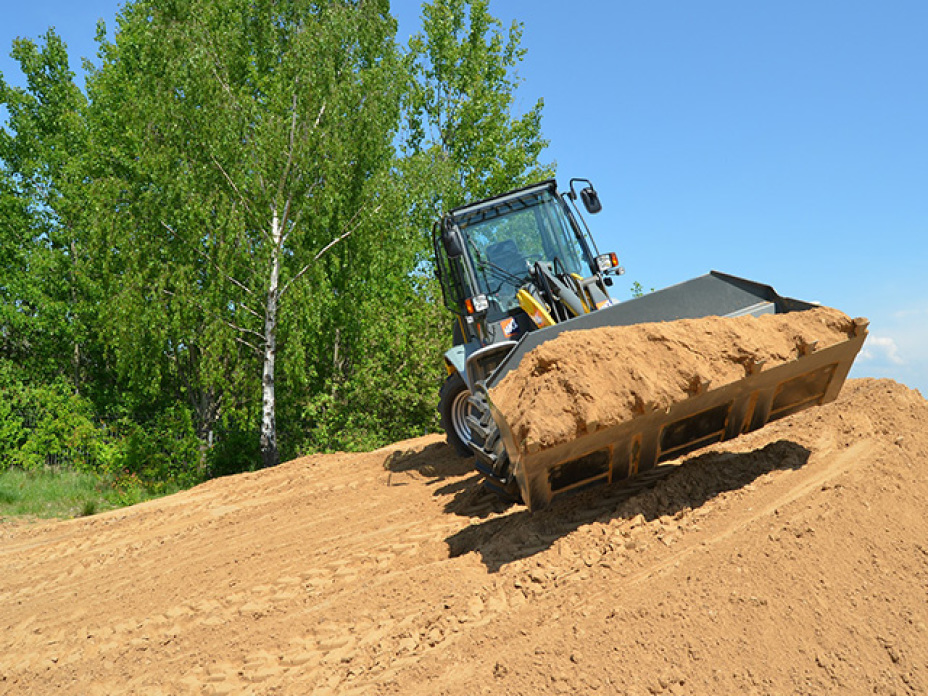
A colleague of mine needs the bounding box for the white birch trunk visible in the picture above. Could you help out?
[260,209,282,468]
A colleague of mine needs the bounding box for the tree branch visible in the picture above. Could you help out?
[231,334,264,356]
[279,193,294,246]
[160,221,261,322]
[275,93,301,206]
[313,100,327,129]
[209,154,259,226]
[162,288,266,349]
[280,177,324,248]
[280,203,381,300]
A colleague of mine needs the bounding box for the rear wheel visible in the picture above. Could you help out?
[439,372,474,457]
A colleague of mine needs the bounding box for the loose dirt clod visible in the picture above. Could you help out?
[491,306,858,452]
[1,377,927,695]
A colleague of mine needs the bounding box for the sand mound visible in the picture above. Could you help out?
[1,378,927,694]
[491,306,860,452]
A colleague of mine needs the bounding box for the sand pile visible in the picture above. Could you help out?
[1,378,927,694]
[491,306,860,452]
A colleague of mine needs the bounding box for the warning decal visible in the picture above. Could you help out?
[501,316,518,337]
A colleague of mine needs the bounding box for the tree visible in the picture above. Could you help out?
[402,0,553,207]
[298,0,556,452]
[0,168,30,361]
[0,30,94,388]
[87,0,401,467]
[1,0,554,482]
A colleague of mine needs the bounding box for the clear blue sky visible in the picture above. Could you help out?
[3,1,926,395]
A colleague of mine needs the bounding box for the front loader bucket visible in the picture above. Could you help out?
[484,272,868,511]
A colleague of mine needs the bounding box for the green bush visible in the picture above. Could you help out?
[108,406,202,492]
[0,359,205,494]
[206,415,261,478]
[0,391,24,466]
[14,383,105,471]
[0,364,107,473]
[0,362,27,468]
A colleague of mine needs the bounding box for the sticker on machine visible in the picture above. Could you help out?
[501,316,519,337]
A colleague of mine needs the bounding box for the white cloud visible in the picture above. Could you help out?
[859,335,904,365]
[892,306,928,321]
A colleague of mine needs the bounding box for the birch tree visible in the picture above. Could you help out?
[88,0,400,467]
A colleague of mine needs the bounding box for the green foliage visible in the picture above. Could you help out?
[0,360,202,491]
[108,407,203,492]
[0,361,102,472]
[12,383,102,471]
[630,281,655,298]
[86,0,404,467]
[0,364,26,460]
[403,0,553,205]
[0,1,552,508]
[206,416,260,478]
[0,29,97,388]
[295,283,448,454]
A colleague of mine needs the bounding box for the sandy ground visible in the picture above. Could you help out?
[1,378,927,695]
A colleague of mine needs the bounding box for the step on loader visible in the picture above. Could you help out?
[434,179,867,510]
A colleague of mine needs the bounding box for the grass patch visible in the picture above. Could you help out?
[0,468,183,520]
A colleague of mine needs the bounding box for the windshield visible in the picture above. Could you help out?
[456,190,588,313]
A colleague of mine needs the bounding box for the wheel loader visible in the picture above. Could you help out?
[434,178,867,510]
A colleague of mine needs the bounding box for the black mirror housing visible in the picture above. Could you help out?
[581,186,602,214]
[441,219,465,259]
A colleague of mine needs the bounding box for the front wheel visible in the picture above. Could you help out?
[439,372,473,457]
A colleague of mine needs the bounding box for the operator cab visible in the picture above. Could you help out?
[434,179,622,347]
[461,188,588,316]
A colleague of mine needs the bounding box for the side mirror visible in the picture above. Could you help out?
[441,219,465,259]
[569,178,603,214]
[581,186,602,214]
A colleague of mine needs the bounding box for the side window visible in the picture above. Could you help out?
[435,238,467,314]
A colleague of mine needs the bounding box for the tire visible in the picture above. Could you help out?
[439,372,474,457]
[468,384,524,505]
